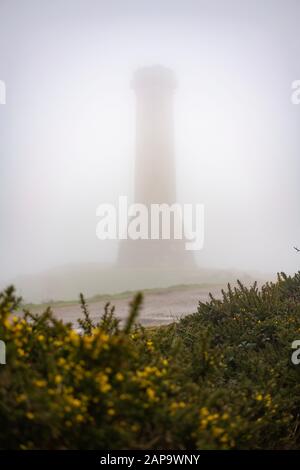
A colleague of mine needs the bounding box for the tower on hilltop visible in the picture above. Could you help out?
[118,65,195,268]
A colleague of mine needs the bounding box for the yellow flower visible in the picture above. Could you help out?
[83,335,93,349]
[95,373,111,393]
[220,434,229,443]
[54,374,63,385]
[115,372,124,382]
[120,393,130,400]
[146,340,154,350]
[107,408,115,416]
[17,348,25,357]
[94,329,109,343]
[69,330,80,346]
[26,412,34,420]
[200,407,209,417]
[33,379,47,388]
[256,394,263,401]
[3,318,11,329]
[75,414,84,423]
[200,418,208,429]
[212,426,224,437]
[37,335,45,342]
[146,387,156,401]
[16,394,27,403]
[69,398,81,408]
[170,401,186,414]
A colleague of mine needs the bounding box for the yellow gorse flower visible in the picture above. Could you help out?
[33,379,47,388]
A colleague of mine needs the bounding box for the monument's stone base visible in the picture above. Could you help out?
[118,238,196,269]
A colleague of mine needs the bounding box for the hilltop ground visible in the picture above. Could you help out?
[24,284,224,328]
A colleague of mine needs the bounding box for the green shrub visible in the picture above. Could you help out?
[1,273,300,449]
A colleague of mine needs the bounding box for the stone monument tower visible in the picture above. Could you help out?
[133,65,176,206]
[118,65,195,268]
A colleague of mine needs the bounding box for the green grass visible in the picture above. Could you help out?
[21,282,224,312]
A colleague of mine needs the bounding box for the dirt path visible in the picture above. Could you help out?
[38,285,222,328]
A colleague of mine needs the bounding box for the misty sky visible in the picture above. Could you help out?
[0,0,300,282]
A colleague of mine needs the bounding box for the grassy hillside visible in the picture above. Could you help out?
[22,282,223,312]
[4,263,261,303]
[0,272,300,449]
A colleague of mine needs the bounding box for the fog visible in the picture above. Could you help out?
[0,0,300,294]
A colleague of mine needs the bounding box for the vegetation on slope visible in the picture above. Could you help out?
[0,273,300,449]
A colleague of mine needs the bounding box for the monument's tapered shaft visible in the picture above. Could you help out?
[132,66,177,205]
[118,65,195,268]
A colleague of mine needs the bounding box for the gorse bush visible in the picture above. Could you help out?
[0,273,300,449]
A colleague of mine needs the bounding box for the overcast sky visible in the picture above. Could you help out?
[0,0,300,282]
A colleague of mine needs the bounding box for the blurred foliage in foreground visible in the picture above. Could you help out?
[1,272,300,449]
